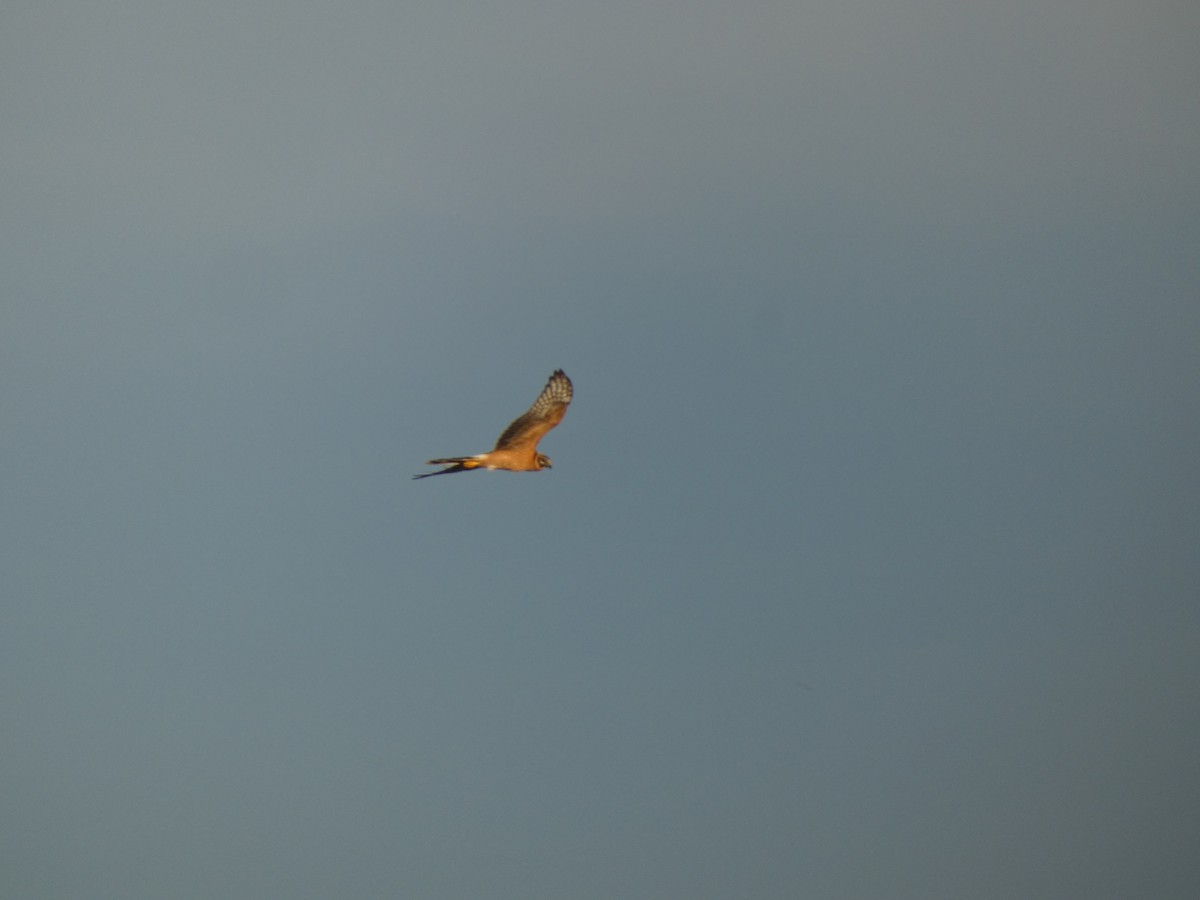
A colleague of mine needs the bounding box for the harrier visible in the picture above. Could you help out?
[414,370,573,479]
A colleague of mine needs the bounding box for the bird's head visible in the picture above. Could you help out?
[536,454,553,470]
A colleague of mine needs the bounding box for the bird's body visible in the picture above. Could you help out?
[414,370,573,479]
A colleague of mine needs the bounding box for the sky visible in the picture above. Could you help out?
[2,2,1198,898]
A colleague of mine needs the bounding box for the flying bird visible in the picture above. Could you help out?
[414,370,573,479]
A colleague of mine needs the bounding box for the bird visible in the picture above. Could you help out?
[414,370,573,479]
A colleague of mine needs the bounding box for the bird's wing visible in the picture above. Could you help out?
[493,369,573,452]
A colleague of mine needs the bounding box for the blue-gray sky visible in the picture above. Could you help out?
[3,2,1198,897]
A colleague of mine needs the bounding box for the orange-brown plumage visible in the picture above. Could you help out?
[414,370,573,479]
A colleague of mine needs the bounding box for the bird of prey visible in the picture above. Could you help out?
[414,370,573,479]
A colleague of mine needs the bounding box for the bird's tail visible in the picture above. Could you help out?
[413,457,484,479]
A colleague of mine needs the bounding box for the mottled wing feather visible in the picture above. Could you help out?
[493,369,573,451]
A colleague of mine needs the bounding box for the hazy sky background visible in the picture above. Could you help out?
[3,2,1198,897]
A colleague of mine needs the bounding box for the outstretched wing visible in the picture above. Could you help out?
[493,369,573,452]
